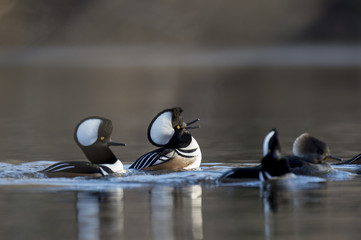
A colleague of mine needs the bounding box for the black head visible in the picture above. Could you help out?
[262,129,281,159]
[74,116,126,164]
[261,129,290,178]
[147,107,200,148]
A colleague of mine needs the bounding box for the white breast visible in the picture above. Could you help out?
[99,160,124,175]
[179,137,202,169]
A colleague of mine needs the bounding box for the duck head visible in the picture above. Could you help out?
[293,133,341,163]
[74,117,126,164]
[261,129,290,179]
[147,107,199,149]
[263,129,281,159]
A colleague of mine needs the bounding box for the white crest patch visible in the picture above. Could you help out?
[76,119,102,146]
[263,130,275,157]
[150,111,175,146]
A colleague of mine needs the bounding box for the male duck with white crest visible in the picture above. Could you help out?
[129,107,202,171]
[220,129,293,182]
[220,130,347,182]
[40,116,126,178]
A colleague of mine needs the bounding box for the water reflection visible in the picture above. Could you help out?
[260,181,326,240]
[261,183,285,240]
[75,185,202,240]
[150,185,203,240]
[76,189,124,240]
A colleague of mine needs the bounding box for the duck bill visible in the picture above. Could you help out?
[325,154,342,161]
[185,118,200,129]
[186,118,200,126]
[108,141,126,147]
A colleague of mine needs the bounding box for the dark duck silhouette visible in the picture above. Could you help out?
[220,129,293,182]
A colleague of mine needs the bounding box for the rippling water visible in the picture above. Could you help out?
[0,161,358,188]
[1,45,361,240]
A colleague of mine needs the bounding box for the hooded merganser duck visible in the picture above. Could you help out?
[40,116,126,178]
[129,107,202,171]
[220,129,292,182]
[285,133,342,175]
[220,131,342,182]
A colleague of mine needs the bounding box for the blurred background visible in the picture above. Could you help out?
[0,0,360,45]
[0,0,360,164]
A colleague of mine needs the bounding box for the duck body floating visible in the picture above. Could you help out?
[40,117,126,178]
[220,129,293,182]
[219,130,346,182]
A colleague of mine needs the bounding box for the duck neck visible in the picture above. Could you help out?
[261,155,290,177]
[167,130,192,148]
[81,146,118,165]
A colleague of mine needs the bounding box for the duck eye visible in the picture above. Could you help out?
[176,125,180,130]
[100,136,105,141]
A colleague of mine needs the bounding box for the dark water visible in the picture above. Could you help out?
[0,45,361,240]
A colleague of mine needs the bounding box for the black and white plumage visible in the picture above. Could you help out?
[259,129,292,181]
[219,129,293,183]
[40,116,126,178]
[220,130,345,182]
[129,148,173,170]
[130,107,202,171]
